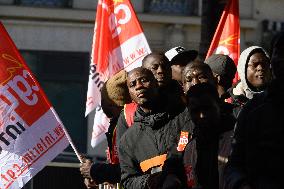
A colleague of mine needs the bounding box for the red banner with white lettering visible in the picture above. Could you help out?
[0,22,69,189]
[206,0,240,82]
[85,0,151,147]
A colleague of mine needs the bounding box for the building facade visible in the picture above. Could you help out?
[0,0,283,187]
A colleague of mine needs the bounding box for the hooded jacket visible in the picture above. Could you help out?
[229,46,270,117]
[118,106,182,189]
[116,80,185,189]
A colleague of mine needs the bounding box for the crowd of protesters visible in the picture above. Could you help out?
[79,32,284,189]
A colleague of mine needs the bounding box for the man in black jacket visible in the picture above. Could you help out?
[224,33,284,189]
[118,67,183,189]
[116,52,185,152]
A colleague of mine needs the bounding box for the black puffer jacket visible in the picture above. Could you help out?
[118,106,181,189]
[224,80,284,189]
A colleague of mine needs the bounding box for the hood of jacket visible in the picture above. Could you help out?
[236,46,270,99]
[134,106,170,129]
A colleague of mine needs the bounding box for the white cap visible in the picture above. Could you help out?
[165,46,187,61]
[165,46,198,65]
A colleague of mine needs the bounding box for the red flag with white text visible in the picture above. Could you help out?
[85,0,151,147]
[0,22,69,189]
[206,0,240,82]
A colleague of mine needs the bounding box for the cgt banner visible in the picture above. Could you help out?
[86,0,151,147]
[0,23,69,188]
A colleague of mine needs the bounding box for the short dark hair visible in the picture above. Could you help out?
[127,67,156,81]
[182,61,214,83]
[142,52,169,67]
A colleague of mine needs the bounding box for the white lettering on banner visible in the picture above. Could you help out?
[7,70,39,106]
[0,69,39,154]
[115,4,131,25]
[179,136,189,145]
[0,121,26,154]
[109,4,132,39]
[123,47,146,66]
[86,64,105,108]
[0,124,66,189]
[0,69,39,109]
[89,64,104,90]
[0,85,19,116]
[0,108,69,189]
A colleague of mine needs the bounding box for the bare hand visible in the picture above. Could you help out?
[80,158,93,179]
[84,178,97,189]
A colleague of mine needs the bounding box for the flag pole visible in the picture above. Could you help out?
[52,109,83,163]
[62,126,83,163]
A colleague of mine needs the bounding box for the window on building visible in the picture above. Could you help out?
[20,50,89,157]
[15,0,71,8]
[262,20,284,52]
[144,0,199,16]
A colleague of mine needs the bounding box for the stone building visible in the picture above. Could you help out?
[0,0,283,187]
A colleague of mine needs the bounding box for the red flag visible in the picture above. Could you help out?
[206,0,240,82]
[0,22,69,189]
[86,0,151,147]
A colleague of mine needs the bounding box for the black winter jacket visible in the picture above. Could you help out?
[224,80,284,189]
[118,106,181,189]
